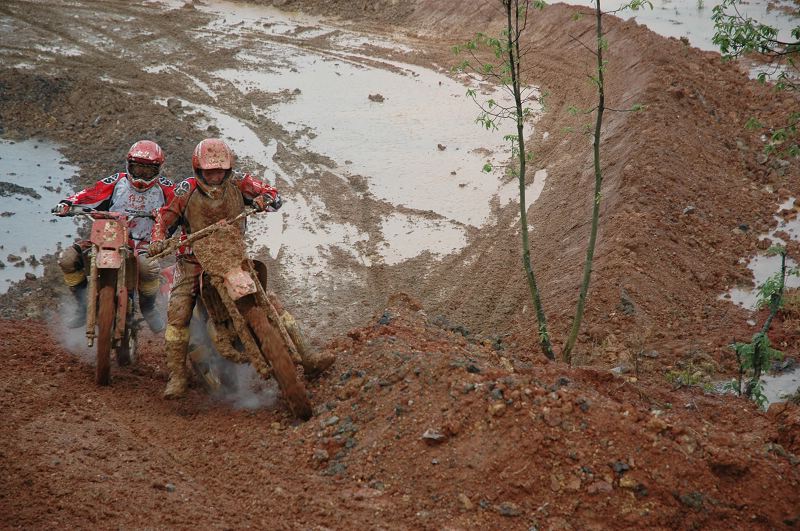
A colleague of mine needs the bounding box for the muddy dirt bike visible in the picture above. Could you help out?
[55,206,156,385]
[149,206,314,420]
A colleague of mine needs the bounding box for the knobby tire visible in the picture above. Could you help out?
[96,271,116,386]
[242,300,312,420]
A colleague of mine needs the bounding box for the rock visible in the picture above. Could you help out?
[368,93,385,103]
[488,402,506,417]
[421,428,447,445]
[587,480,613,494]
[619,476,638,489]
[497,501,521,517]
[24,272,36,280]
[0,261,5,268]
[312,448,329,462]
[611,461,630,474]
[679,491,704,510]
[7,254,22,262]
[682,205,696,215]
[457,493,473,511]
[320,415,340,428]
[437,143,447,151]
[618,288,636,316]
[166,98,182,113]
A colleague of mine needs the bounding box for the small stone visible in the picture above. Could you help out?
[165,483,176,492]
[611,461,630,474]
[488,403,506,417]
[587,481,613,494]
[421,428,447,445]
[437,143,447,151]
[321,415,340,428]
[457,493,473,511]
[619,476,638,489]
[368,93,385,103]
[312,449,329,462]
[24,272,36,280]
[497,501,521,517]
[682,205,696,215]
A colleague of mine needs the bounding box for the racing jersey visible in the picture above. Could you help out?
[65,173,175,243]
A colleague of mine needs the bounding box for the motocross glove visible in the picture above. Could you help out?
[269,194,283,212]
[147,239,168,256]
[253,194,279,212]
[51,201,71,217]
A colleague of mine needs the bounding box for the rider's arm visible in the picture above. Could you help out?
[151,178,192,242]
[61,173,123,210]
[233,172,278,201]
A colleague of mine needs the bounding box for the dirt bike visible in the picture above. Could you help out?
[55,206,155,386]
[149,207,314,420]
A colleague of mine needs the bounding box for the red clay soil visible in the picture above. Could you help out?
[2,0,800,527]
[1,295,799,529]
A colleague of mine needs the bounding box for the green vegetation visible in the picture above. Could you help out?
[712,0,800,158]
[727,246,799,408]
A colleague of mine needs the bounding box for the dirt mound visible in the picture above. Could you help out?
[2,295,799,528]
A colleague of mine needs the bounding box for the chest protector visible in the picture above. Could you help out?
[184,179,246,236]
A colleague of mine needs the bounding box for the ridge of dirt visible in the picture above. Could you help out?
[2,295,799,528]
[260,0,800,367]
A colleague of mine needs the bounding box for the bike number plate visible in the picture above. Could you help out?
[97,249,122,268]
[223,268,257,300]
[90,219,126,248]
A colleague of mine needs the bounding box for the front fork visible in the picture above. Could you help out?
[85,246,98,347]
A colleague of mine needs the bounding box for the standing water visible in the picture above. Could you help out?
[0,139,77,293]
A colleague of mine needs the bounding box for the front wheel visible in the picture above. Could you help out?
[96,270,116,386]
[241,299,312,420]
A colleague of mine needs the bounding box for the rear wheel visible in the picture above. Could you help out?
[96,271,116,386]
[241,299,312,420]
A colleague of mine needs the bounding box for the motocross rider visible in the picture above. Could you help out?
[148,138,334,400]
[52,140,174,332]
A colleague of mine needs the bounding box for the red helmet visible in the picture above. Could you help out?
[192,139,234,198]
[126,140,164,191]
[192,138,234,171]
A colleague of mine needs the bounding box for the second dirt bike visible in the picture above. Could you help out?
[150,207,314,420]
[55,207,154,385]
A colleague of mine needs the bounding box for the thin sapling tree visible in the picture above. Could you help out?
[453,0,555,361]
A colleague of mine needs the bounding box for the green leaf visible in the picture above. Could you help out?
[482,163,493,173]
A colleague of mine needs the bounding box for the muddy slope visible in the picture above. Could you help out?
[2,297,799,529]
[264,0,800,364]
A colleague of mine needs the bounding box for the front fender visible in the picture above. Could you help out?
[96,249,122,269]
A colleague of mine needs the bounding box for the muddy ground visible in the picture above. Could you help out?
[1,0,799,528]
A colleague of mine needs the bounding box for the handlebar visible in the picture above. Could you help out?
[53,206,155,219]
[147,207,260,260]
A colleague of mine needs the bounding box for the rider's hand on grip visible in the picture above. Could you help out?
[268,194,283,212]
[51,201,71,217]
[252,194,274,212]
[147,239,168,256]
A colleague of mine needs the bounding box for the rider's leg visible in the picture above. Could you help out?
[163,259,201,399]
[58,243,88,328]
[137,253,164,333]
[267,292,335,378]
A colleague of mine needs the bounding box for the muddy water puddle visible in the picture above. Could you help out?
[567,0,797,53]
[724,197,800,310]
[152,1,546,294]
[0,139,78,293]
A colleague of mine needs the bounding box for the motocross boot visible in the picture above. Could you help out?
[139,294,165,333]
[301,350,336,378]
[64,282,87,329]
[163,335,189,399]
[279,310,335,378]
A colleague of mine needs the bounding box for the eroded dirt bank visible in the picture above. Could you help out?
[1,0,799,527]
[2,298,799,529]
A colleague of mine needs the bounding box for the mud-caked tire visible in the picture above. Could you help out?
[96,271,116,386]
[241,300,312,420]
